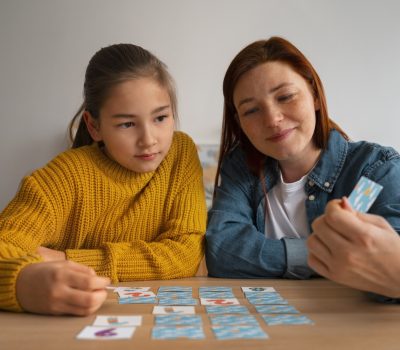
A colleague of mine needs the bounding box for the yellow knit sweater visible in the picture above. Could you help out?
[0,131,206,312]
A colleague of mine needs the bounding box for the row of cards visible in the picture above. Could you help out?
[77,286,313,340]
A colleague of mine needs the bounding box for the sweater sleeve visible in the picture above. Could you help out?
[0,175,55,312]
[66,138,207,282]
[206,149,312,279]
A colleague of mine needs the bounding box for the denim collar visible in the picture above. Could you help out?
[263,129,348,193]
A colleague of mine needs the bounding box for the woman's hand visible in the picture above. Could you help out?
[308,198,400,298]
[16,260,110,316]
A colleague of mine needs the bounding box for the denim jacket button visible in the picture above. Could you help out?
[324,182,330,188]
[308,195,315,201]
[308,180,315,187]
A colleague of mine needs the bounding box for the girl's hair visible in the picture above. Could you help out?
[215,36,348,193]
[69,44,178,148]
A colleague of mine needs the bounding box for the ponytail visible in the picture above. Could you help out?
[69,103,94,149]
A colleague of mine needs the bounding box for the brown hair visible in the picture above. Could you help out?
[215,36,348,193]
[69,44,178,148]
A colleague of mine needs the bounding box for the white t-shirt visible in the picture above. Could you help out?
[265,172,310,239]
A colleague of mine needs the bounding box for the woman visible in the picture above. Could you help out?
[206,36,400,279]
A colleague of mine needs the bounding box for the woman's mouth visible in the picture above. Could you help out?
[267,128,294,142]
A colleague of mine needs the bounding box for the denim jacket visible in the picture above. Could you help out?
[206,130,400,280]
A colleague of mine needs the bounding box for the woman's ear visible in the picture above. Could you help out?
[83,111,102,142]
[314,97,321,111]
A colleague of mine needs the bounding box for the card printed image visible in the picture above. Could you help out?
[211,325,268,340]
[209,314,259,326]
[201,298,240,306]
[206,305,249,314]
[261,314,314,325]
[347,176,383,213]
[117,291,156,298]
[155,315,202,326]
[255,305,299,314]
[76,326,136,340]
[110,286,151,293]
[241,287,276,293]
[153,306,196,315]
[152,326,205,340]
[92,315,142,327]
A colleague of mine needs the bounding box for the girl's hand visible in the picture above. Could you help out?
[36,246,66,261]
[16,260,110,316]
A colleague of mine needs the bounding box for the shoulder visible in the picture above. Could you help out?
[167,131,198,162]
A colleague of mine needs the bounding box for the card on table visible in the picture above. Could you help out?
[156,291,193,298]
[92,315,142,327]
[153,306,196,315]
[201,298,240,306]
[241,287,276,293]
[209,314,259,326]
[261,314,314,325]
[158,297,198,306]
[158,286,192,293]
[118,296,157,304]
[246,295,288,305]
[199,291,235,299]
[255,305,299,314]
[347,176,383,213]
[109,286,151,293]
[206,305,249,314]
[151,326,205,340]
[117,291,156,298]
[211,325,268,340]
[199,286,233,293]
[155,315,202,326]
[76,326,136,340]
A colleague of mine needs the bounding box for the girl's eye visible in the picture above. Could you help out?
[243,107,259,116]
[277,93,295,103]
[119,121,135,129]
[155,115,168,123]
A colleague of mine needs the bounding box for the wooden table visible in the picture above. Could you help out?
[1,277,399,350]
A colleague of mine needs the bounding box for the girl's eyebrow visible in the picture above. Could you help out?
[112,105,171,119]
[237,82,294,107]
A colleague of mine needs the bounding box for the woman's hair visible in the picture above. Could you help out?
[215,36,348,192]
[69,44,178,148]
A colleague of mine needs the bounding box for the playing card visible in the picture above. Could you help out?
[117,291,156,298]
[158,286,192,292]
[111,286,151,293]
[92,315,142,326]
[246,295,288,305]
[255,305,299,314]
[199,286,232,293]
[211,325,268,340]
[156,291,193,298]
[151,326,205,340]
[347,176,383,213]
[199,291,235,299]
[76,326,136,340]
[241,287,276,293]
[155,315,202,326]
[200,298,240,306]
[209,314,259,326]
[261,314,314,325]
[158,297,198,305]
[206,305,249,314]
[153,306,196,315]
[118,296,157,304]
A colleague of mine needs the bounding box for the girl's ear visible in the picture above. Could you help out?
[83,111,102,142]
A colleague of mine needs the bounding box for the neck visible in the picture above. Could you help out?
[279,148,321,183]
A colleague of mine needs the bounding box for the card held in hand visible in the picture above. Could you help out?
[347,176,383,213]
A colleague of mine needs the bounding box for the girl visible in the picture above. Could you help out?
[0,44,207,315]
[206,37,400,279]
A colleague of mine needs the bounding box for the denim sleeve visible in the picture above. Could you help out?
[205,151,313,279]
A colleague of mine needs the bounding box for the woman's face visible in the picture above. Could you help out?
[86,77,175,173]
[233,61,319,168]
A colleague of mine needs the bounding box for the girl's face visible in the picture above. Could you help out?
[86,77,175,173]
[233,61,319,169]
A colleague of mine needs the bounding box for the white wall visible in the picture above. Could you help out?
[1,0,399,210]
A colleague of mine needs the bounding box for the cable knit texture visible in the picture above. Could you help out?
[0,131,206,312]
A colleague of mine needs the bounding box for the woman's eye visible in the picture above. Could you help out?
[119,122,135,128]
[155,115,168,122]
[277,93,295,103]
[243,107,259,116]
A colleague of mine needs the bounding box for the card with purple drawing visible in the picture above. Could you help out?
[76,326,136,340]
